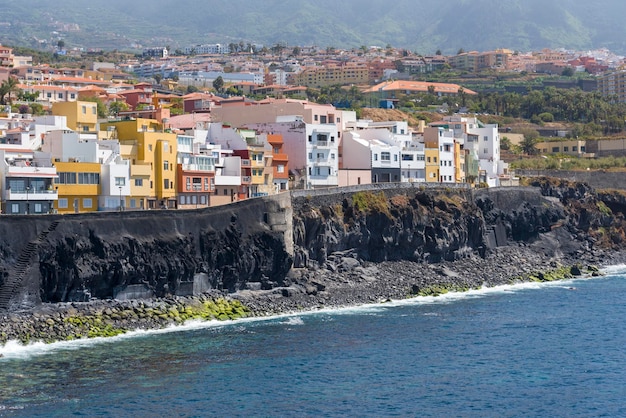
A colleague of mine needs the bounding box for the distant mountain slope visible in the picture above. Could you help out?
[1,0,626,54]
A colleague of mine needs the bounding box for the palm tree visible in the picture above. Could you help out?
[0,76,19,106]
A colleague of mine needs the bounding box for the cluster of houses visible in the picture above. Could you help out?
[0,96,510,215]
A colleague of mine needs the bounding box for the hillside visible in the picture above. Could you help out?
[1,0,626,54]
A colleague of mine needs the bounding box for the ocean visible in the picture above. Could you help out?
[1,267,626,417]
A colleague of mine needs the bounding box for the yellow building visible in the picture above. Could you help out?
[101,118,177,209]
[423,128,440,182]
[53,161,101,213]
[291,62,369,88]
[52,101,98,133]
[454,142,464,183]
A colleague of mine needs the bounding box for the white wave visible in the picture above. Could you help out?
[601,264,626,275]
[281,316,304,326]
[2,270,623,359]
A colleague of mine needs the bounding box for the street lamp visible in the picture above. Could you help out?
[25,185,30,215]
[118,186,123,211]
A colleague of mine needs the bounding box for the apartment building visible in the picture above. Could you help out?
[101,118,178,209]
[0,149,57,215]
[290,62,369,88]
[176,132,215,209]
[51,101,98,133]
[597,69,626,103]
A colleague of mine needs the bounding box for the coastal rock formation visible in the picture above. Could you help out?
[0,195,293,310]
[1,179,624,313]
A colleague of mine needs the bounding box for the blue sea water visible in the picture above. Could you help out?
[1,269,626,417]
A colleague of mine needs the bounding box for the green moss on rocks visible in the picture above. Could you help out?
[1,297,252,346]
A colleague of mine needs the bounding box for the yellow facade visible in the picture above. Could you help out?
[101,118,177,209]
[424,148,440,182]
[53,161,101,213]
[454,142,464,183]
[52,101,98,133]
[292,63,369,88]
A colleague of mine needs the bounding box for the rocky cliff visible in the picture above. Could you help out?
[1,180,624,313]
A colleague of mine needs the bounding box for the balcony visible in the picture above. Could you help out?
[5,189,58,201]
[314,158,334,167]
[251,159,265,168]
[272,153,289,162]
[313,140,335,149]
[241,176,252,184]
[130,163,152,177]
[241,159,251,167]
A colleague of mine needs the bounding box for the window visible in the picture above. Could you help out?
[274,147,280,154]
[277,164,285,173]
[573,146,578,152]
[417,155,425,161]
[186,177,191,191]
[164,161,169,170]
[394,154,398,162]
[443,144,451,152]
[11,203,19,213]
[58,93,63,99]
[135,178,143,186]
[47,92,52,98]
[148,144,153,151]
[83,198,92,208]
[402,154,414,161]
[224,189,228,195]
[330,153,335,160]
[115,177,125,186]
[204,177,209,191]
[581,146,586,152]
[484,148,488,154]
[308,135,312,142]
[314,115,318,121]
[164,179,170,189]
[320,115,327,123]
[82,105,87,114]
[308,153,313,160]
[92,107,96,115]
[552,147,559,153]
[58,198,68,209]
[434,157,437,163]
[374,153,378,161]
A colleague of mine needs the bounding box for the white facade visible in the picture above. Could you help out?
[245,119,339,189]
[438,130,456,183]
[178,70,263,87]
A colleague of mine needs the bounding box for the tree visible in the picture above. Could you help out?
[457,48,465,55]
[154,74,162,85]
[108,101,129,116]
[0,77,19,105]
[435,49,442,56]
[212,76,224,93]
[519,128,540,155]
[500,136,511,151]
[57,40,65,50]
[186,85,199,94]
[292,46,301,57]
[561,66,575,77]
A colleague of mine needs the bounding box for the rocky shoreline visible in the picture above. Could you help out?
[1,243,621,348]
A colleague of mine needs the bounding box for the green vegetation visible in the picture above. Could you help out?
[511,155,626,171]
[10,298,250,346]
[412,264,599,298]
[352,191,390,215]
